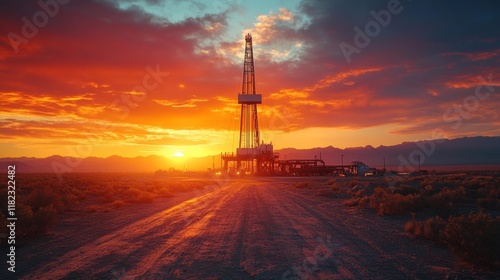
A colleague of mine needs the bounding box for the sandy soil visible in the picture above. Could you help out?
[6,177,499,279]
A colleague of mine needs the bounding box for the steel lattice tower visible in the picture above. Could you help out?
[239,33,261,149]
[221,33,276,175]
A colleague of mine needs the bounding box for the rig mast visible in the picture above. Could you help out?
[239,33,261,149]
[221,33,276,175]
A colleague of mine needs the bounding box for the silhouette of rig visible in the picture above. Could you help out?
[221,34,375,176]
[220,34,277,175]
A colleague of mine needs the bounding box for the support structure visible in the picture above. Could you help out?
[221,34,277,175]
[239,33,261,150]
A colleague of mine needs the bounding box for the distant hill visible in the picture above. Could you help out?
[0,155,171,174]
[276,136,500,169]
[0,136,499,173]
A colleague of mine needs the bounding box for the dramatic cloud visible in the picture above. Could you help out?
[0,0,499,158]
[249,0,500,135]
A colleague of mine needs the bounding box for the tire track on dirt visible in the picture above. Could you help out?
[271,184,412,279]
[125,181,252,279]
[260,184,372,279]
[21,183,234,279]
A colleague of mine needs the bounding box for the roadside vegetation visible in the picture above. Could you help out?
[329,173,500,268]
[0,173,213,243]
[405,212,500,267]
[294,181,310,189]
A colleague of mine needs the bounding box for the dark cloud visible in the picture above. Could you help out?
[250,0,500,133]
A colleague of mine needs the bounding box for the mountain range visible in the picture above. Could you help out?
[1,136,499,173]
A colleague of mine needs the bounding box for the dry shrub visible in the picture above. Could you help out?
[156,187,175,198]
[27,185,82,213]
[112,200,124,208]
[172,182,190,192]
[102,192,114,203]
[406,212,500,267]
[343,197,361,206]
[421,184,439,196]
[343,197,370,207]
[327,179,336,185]
[31,204,58,235]
[28,187,57,212]
[405,216,446,245]
[393,184,420,196]
[369,188,423,216]
[128,190,156,203]
[13,204,57,238]
[58,192,80,211]
[16,204,34,238]
[2,182,61,239]
[463,176,483,189]
[477,197,500,210]
[477,186,500,206]
[488,187,500,198]
[349,179,358,188]
[347,189,365,197]
[342,176,497,217]
[86,205,99,213]
[86,183,109,196]
[426,187,466,212]
[294,182,309,189]
[420,177,437,188]
[318,182,342,197]
[327,179,342,192]
[445,212,500,266]
[404,220,416,234]
[329,182,340,193]
[125,188,140,199]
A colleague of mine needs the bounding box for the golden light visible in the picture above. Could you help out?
[172,151,184,157]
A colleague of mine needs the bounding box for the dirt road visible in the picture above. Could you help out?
[11,178,495,279]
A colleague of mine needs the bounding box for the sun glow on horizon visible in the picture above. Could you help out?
[173,151,185,157]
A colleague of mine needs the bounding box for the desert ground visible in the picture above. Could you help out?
[3,174,500,279]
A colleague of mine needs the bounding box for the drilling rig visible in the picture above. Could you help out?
[221,34,277,175]
[219,34,374,177]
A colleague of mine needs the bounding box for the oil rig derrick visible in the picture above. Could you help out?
[221,33,277,175]
[218,34,376,177]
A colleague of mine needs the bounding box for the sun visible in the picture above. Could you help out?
[172,151,184,157]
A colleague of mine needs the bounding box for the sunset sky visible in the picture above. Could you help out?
[1,0,499,159]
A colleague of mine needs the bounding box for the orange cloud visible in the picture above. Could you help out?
[153,98,209,108]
